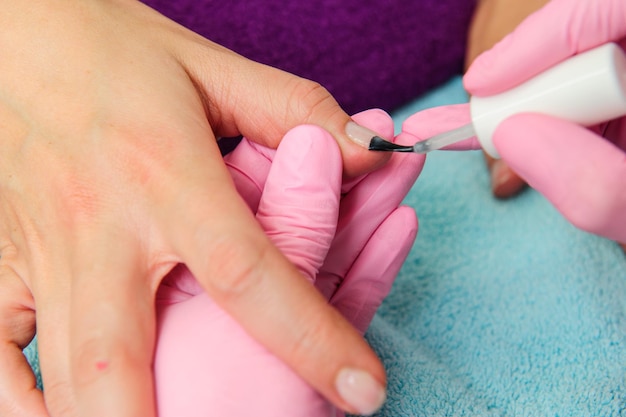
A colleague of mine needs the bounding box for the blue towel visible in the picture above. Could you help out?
[23,77,626,415]
[363,76,626,416]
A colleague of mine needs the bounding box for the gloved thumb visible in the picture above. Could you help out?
[495,113,626,242]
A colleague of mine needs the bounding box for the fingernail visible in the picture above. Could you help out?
[336,368,386,415]
[490,159,511,190]
[490,159,527,198]
[345,121,381,149]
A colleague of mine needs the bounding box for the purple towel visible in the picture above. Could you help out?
[142,0,476,114]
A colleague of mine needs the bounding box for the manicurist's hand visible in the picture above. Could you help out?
[0,0,389,416]
[464,0,626,244]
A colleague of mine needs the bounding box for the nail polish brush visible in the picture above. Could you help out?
[369,42,626,158]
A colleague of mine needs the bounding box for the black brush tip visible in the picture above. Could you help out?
[368,136,414,152]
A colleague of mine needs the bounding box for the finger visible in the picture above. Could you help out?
[0,268,47,417]
[69,238,157,417]
[400,103,482,151]
[322,117,424,284]
[339,109,396,194]
[352,109,395,146]
[256,124,342,281]
[224,138,273,212]
[484,152,528,198]
[177,44,390,177]
[342,108,405,199]
[316,107,424,299]
[464,0,626,95]
[495,113,626,242]
[166,140,387,415]
[0,341,48,417]
[330,206,417,334]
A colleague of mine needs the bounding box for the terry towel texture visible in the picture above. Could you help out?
[364,77,626,416]
[24,76,626,416]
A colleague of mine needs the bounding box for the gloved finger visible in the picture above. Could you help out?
[330,206,417,334]
[317,122,423,299]
[495,113,626,242]
[165,144,386,415]
[224,138,273,213]
[68,239,157,417]
[156,126,343,417]
[0,269,47,417]
[464,0,626,96]
[338,109,396,195]
[256,124,342,282]
[225,108,393,210]
[402,104,526,198]
[400,103,481,151]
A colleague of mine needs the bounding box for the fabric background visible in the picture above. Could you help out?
[141,0,476,114]
[364,77,626,416]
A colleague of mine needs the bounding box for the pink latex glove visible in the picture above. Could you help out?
[154,109,423,417]
[462,0,626,243]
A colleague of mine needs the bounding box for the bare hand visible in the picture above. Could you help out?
[0,0,389,415]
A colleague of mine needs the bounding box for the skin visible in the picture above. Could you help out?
[0,0,391,416]
[154,111,421,417]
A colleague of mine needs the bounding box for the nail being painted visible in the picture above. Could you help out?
[368,136,415,152]
[345,121,385,148]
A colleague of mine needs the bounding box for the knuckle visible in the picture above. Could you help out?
[206,235,271,299]
[103,122,178,190]
[50,165,106,226]
[287,308,338,369]
[0,241,18,264]
[0,307,36,349]
[42,379,77,417]
[285,78,338,124]
[0,261,36,348]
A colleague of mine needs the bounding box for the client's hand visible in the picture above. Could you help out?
[154,109,423,417]
[0,1,390,416]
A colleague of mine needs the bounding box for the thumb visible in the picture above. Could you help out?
[495,113,626,242]
[177,43,389,177]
